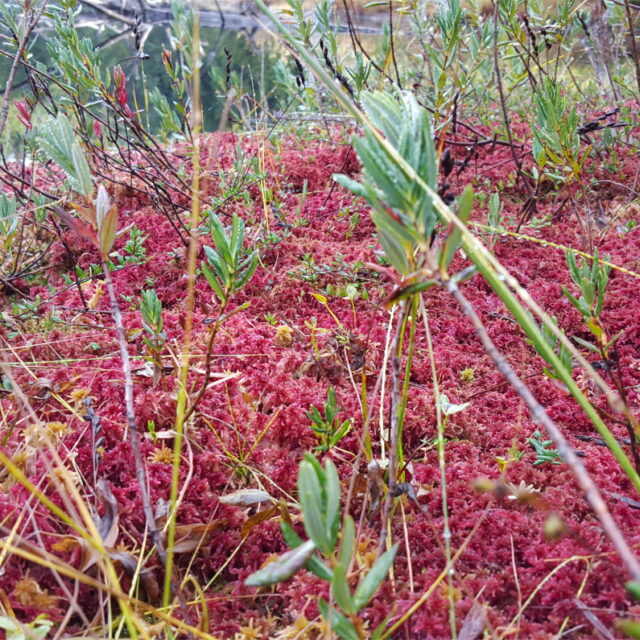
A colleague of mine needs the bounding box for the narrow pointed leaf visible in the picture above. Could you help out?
[298,460,330,553]
[338,515,356,569]
[440,185,474,270]
[332,563,356,614]
[353,543,398,611]
[324,458,341,548]
[318,598,360,640]
[245,539,316,586]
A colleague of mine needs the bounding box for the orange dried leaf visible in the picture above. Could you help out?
[241,505,278,538]
[172,520,228,554]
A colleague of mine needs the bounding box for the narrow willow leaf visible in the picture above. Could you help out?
[219,489,273,506]
[338,515,356,569]
[318,598,360,640]
[202,261,226,304]
[245,539,316,586]
[439,394,470,416]
[99,205,118,258]
[353,543,398,611]
[332,563,356,614]
[298,460,330,553]
[324,458,341,548]
[626,581,640,600]
[280,521,333,580]
[440,185,474,271]
[37,114,93,199]
[615,619,640,639]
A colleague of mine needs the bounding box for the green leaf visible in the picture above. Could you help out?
[37,114,93,199]
[338,515,356,569]
[604,329,624,351]
[202,260,227,304]
[332,563,356,614]
[439,394,470,416]
[626,581,640,600]
[318,598,360,640]
[440,185,473,270]
[331,420,353,447]
[280,521,333,581]
[298,460,330,553]
[561,286,584,316]
[245,539,316,586]
[353,543,398,611]
[324,458,341,548]
[208,213,233,264]
[616,618,640,639]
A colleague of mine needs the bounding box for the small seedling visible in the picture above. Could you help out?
[527,430,562,466]
[562,249,619,356]
[307,387,352,452]
[139,289,166,383]
[496,439,525,475]
[0,613,53,640]
[108,225,147,267]
[532,78,590,184]
[245,454,398,639]
[202,212,258,307]
[487,192,502,249]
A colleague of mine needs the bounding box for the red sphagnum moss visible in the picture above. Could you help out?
[2,126,640,638]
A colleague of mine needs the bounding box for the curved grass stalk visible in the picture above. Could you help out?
[378,306,397,463]
[420,297,456,639]
[499,555,589,639]
[472,221,640,281]
[164,0,203,610]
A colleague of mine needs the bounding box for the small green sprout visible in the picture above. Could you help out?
[307,387,353,452]
[527,430,562,466]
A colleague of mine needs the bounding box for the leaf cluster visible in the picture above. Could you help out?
[201,213,258,306]
[527,430,562,466]
[335,91,437,275]
[246,455,397,639]
[37,113,92,199]
[139,289,166,354]
[562,249,621,354]
[307,387,353,452]
[532,78,590,182]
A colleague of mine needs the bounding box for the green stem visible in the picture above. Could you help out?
[164,0,203,608]
[396,294,419,473]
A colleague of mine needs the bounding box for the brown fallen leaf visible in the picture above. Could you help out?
[241,505,279,538]
[96,478,119,547]
[110,551,161,605]
[172,519,228,554]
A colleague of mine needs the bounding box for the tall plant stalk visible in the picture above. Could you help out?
[102,260,164,559]
[164,0,203,609]
[420,298,456,639]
